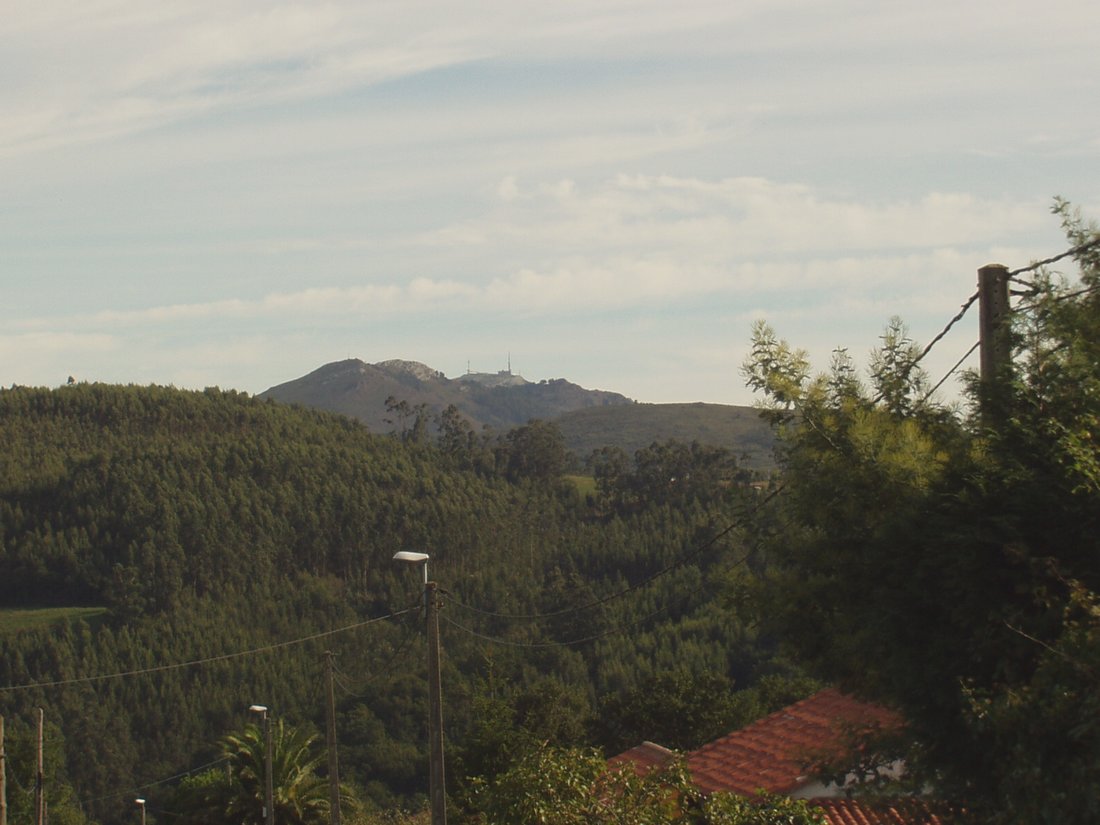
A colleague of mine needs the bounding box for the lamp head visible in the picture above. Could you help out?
[393,551,430,584]
[248,704,268,717]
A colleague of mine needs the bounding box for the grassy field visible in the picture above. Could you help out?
[564,474,598,497]
[0,606,108,634]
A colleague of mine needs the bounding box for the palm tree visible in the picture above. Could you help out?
[173,720,352,825]
[222,719,329,825]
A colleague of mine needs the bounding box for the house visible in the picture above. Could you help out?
[611,687,945,825]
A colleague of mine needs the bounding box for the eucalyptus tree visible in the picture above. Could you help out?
[738,202,1100,823]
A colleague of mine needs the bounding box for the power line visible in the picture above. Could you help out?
[1012,281,1100,315]
[75,756,230,807]
[1007,235,1100,279]
[440,596,684,649]
[868,290,979,406]
[913,290,980,372]
[328,608,422,698]
[0,608,414,694]
[446,484,785,623]
[440,520,771,650]
[871,237,1097,405]
[921,339,980,404]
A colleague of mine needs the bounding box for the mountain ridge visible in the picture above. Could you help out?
[259,358,775,467]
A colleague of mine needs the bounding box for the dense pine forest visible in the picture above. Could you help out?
[0,383,800,824]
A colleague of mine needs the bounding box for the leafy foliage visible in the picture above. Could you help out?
[1,715,88,825]
[592,670,820,754]
[470,744,825,825]
[0,381,790,823]
[739,203,1100,823]
[170,719,341,825]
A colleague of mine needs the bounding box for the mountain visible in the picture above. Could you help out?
[259,358,775,467]
[258,358,633,431]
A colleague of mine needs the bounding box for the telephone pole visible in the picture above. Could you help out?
[324,652,342,825]
[393,552,447,825]
[249,705,274,825]
[35,709,44,825]
[426,581,446,825]
[978,263,1012,422]
[1,715,8,825]
[979,263,1011,382]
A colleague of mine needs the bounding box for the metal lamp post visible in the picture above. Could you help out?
[249,705,275,825]
[393,551,446,825]
[134,798,146,825]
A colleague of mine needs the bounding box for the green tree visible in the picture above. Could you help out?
[739,203,1100,823]
[452,677,590,812]
[593,670,820,754]
[1,716,88,825]
[172,720,346,825]
[501,420,568,483]
[469,743,824,825]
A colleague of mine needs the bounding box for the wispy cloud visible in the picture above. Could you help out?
[10,174,1052,335]
[3,1,1096,401]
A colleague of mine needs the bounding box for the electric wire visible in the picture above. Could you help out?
[915,240,1099,397]
[442,597,674,649]
[911,290,980,373]
[868,290,979,406]
[921,340,980,404]
[870,236,1097,406]
[63,606,419,811]
[440,521,769,650]
[1013,281,1100,315]
[1007,235,1100,279]
[75,756,230,807]
[445,483,785,623]
[442,561,715,649]
[24,236,1100,812]
[0,608,414,694]
[328,605,421,699]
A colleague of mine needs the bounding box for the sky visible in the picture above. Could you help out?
[3,1,1098,406]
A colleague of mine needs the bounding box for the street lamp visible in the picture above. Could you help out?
[393,551,430,584]
[393,551,446,825]
[134,798,146,825]
[249,704,275,825]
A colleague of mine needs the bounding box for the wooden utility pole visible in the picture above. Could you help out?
[264,714,274,825]
[323,652,342,825]
[426,582,446,825]
[35,709,44,825]
[1,715,8,825]
[979,263,1011,382]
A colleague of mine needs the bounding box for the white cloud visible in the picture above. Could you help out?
[2,2,1096,402]
[420,175,1050,273]
[8,0,1090,159]
[8,174,1065,339]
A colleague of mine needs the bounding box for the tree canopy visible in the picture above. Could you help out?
[0,376,793,823]
[470,744,824,825]
[740,201,1100,823]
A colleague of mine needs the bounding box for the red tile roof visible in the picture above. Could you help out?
[812,798,946,825]
[607,740,676,776]
[686,688,901,796]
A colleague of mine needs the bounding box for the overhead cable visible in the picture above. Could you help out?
[446,484,784,622]
[1007,235,1100,279]
[0,608,414,694]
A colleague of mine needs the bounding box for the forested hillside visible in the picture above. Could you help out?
[0,384,798,825]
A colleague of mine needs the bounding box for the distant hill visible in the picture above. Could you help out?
[260,358,775,467]
[259,358,632,431]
